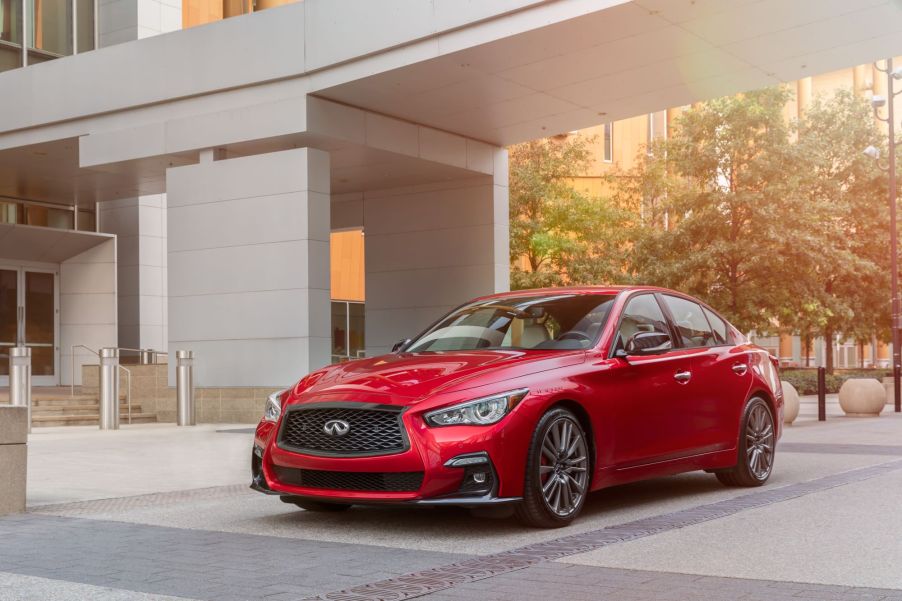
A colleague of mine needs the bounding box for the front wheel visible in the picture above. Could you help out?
[716,397,775,487]
[516,408,591,528]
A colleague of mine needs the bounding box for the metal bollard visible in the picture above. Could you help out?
[176,350,195,426]
[99,348,120,430]
[9,347,31,434]
[140,349,156,365]
[895,364,901,413]
[817,366,826,422]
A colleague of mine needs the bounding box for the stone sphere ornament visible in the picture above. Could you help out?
[781,381,800,425]
[838,378,886,417]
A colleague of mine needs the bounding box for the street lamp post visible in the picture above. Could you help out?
[865,57,902,413]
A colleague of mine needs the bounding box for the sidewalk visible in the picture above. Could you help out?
[6,409,902,600]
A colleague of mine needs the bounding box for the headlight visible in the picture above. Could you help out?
[424,388,528,427]
[263,389,286,422]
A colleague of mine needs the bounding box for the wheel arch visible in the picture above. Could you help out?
[546,398,596,478]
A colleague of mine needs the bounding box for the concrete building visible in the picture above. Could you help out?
[2,0,902,420]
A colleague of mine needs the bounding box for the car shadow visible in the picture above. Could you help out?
[256,471,729,542]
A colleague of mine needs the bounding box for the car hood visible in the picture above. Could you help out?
[290,349,586,406]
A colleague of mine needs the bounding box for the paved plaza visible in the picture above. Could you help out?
[3,395,902,600]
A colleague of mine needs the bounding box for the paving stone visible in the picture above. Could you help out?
[0,515,467,601]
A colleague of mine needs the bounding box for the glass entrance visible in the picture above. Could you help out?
[0,266,58,385]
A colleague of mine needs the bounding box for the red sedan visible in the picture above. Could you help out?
[252,286,782,527]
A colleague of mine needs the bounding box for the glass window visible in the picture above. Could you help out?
[1,0,21,45]
[614,294,672,353]
[76,0,93,52]
[76,209,95,231]
[702,307,729,345]
[662,295,717,348]
[331,301,348,362]
[22,205,73,229]
[408,294,616,353]
[27,0,72,57]
[348,302,365,359]
[603,123,613,162]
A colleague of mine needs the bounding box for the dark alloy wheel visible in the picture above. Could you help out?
[716,397,775,487]
[280,497,352,512]
[516,407,591,528]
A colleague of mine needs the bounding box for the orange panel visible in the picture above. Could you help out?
[183,0,223,28]
[779,334,793,357]
[330,230,365,302]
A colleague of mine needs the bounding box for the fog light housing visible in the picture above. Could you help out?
[445,452,496,496]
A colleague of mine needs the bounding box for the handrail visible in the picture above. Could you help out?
[70,345,133,424]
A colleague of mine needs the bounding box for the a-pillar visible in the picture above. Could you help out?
[363,151,510,355]
[166,148,331,386]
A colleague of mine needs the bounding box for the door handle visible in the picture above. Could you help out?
[674,370,692,383]
[732,363,748,376]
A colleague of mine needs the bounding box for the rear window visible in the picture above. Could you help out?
[702,307,729,345]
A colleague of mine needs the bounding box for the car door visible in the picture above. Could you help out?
[604,293,700,467]
[659,294,751,455]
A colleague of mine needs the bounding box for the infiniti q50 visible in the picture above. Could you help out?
[251,287,782,527]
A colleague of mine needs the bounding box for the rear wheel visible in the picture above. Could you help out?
[516,408,591,528]
[716,398,775,487]
[281,497,352,512]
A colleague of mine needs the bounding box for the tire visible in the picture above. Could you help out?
[281,497,352,512]
[515,407,591,528]
[716,397,775,487]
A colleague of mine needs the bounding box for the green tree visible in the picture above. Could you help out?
[626,87,808,333]
[794,89,889,372]
[508,135,630,290]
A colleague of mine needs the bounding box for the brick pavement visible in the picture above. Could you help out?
[3,445,902,601]
[0,514,468,601]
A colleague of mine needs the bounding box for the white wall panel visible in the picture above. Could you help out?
[166,148,331,386]
[59,239,118,385]
[364,150,509,356]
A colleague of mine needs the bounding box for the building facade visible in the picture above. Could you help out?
[0,0,900,411]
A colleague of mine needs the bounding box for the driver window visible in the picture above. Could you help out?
[615,295,672,352]
[662,295,717,348]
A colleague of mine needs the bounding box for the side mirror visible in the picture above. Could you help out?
[624,332,672,356]
[392,338,411,353]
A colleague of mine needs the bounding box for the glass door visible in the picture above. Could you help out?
[0,266,58,386]
[0,268,18,381]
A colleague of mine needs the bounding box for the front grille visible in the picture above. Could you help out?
[278,405,407,457]
[272,466,423,492]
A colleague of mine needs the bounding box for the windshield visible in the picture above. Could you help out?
[406,293,617,352]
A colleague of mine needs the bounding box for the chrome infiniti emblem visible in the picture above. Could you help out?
[323,419,351,437]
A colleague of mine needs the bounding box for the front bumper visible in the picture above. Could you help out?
[251,402,531,507]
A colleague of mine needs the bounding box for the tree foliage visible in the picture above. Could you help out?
[508,86,892,371]
[626,87,806,333]
[508,136,631,290]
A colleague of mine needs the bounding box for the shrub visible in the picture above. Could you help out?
[780,368,889,395]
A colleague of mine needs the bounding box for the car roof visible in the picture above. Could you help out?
[472,285,677,302]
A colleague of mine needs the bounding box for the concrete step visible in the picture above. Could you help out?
[32,404,143,416]
[32,413,158,427]
[33,396,99,406]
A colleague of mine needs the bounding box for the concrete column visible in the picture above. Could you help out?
[166,148,331,386]
[99,195,167,354]
[99,0,183,48]
[853,64,870,96]
[0,406,27,516]
[59,239,118,385]
[364,153,510,355]
[796,77,812,120]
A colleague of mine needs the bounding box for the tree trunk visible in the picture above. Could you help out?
[824,327,835,375]
[803,334,811,368]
